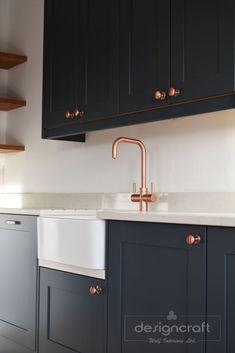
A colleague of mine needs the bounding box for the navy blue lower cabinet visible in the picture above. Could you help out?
[39,268,107,353]
[207,226,235,353]
[0,215,38,353]
[107,221,207,353]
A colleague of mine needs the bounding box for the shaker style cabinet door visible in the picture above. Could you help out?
[119,0,170,114]
[107,221,206,353]
[207,227,235,353]
[39,268,107,353]
[170,0,235,103]
[0,215,37,353]
[42,0,119,133]
[81,0,119,121]
[42,0,84,130]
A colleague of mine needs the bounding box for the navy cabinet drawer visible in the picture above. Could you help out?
[0,214,36,232]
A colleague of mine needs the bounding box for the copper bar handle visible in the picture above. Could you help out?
[131,194,141,202]
[169,87,181,97]
[186,234,201,246]
[90,285,103,295]
[141,194,157,203]
[154,91,166,101]
[5,220,21,225]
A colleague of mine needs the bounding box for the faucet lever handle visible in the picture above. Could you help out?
[151,182,155,194]
[132,182,137,194]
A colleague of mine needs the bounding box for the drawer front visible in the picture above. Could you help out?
[0,214,37,232]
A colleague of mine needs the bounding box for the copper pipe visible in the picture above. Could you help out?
[112,137,147,190]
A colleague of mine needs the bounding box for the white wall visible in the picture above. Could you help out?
[0,0,9,190]
[3,0,235,193]
[0,0,9,130]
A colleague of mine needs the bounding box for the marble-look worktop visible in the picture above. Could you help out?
[0,208,98,216]
[1,208,235,227]
[1,192,235,227]
[97,210,235,227]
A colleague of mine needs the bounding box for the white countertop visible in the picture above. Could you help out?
[2,192,235,227]
[97,210,235,227]
[0,208,98,217]
[1,208,235,227]
[0,208,41,215]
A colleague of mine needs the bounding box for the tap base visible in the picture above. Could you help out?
[131,193,157,212]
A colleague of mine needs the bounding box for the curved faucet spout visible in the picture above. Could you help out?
[112,137,147,189]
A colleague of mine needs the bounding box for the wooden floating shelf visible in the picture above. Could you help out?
[0,51,27,153]
[0,144,25,153]
[0,97,26,111]
[0,51,27,70]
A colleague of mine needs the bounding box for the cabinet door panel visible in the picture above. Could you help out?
[171,0,235,102]
[119,0,170,113]
[39,268,106,353]
[42,0,83,128]
[0,216,37,352]
[82,0,119,121]
[108,221,206,353]
[207,227,235,353]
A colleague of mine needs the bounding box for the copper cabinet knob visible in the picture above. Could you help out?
[154,91,166,101]
[186,234,201,246]
[169,87,181,97]
[65,111,72,119]
[65,109,80,119]
[89,285,103,295]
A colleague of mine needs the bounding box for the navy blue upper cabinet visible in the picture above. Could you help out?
[82,0,119,122]
[107,221,207,353]
[119,0,235,113]
[42,0,235,141]
[171,0,235,102]
[42,0,84,137]
[42,0,119,142]
[119,0,171,113]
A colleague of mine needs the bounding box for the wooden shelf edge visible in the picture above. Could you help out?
[0,51,27,69]
[0,144,25,153]
[0,97,26,111]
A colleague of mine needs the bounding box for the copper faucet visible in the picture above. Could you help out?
[112,137,157,212]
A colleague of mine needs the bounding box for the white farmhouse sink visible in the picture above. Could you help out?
[37,214,106,273]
